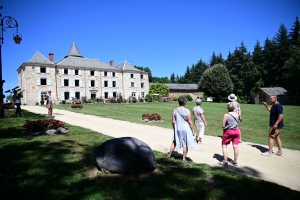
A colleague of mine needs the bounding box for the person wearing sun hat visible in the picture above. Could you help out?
[192,97,207,144]
[228,93,242,142]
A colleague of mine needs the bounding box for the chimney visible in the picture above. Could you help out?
[49,53,54,62]
[110,60,114,67]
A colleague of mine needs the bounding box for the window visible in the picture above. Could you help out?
[131,74,134,78]
[75,80,79,87]
[41,91,47,101]
[40,67,46,73]
[131,82,134,87]
[141,92,145,98]
[141,83,144,88]
[64,69,68,74]
[75,92,80,99]
[90,71,95,76]
[64,92,70,100]
[104,81,108,87]
[132,92,136,97]
[104,71,107,76]
[91,80,95,87]
[64,79,69,86]
[41,78,47,85]
[75,69,79,75]
[113,92,117,97]
[112,81,116,87]
[140,74,144,79]
[112,72,115,77]
[104,92,108,98]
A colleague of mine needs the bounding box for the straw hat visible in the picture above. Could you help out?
[228,94,237,101]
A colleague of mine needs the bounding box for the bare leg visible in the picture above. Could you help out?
[233,145,239,162]
[222,144,228,162]
[275,135,283,153]
[168,141,176,157]
[182,147,188,160]
[268,136,274,154]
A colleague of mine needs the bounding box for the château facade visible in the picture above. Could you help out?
[16,42,149,105]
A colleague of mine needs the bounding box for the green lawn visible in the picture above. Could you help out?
[1,103,300,199]
[55,102,300,150]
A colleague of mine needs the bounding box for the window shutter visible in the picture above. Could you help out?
[95,81,98,88]
[37,92,41,101]
[88,70,90,76]
[101,71,104,76]
[134,74,136,79]
[61,92,64,100]
[68,69,70,75]
[62,69,64,75]
[36,66,40,73]
[79,70,81,75]
[71,92,75,99]
[116,81,119,87]
[62,79,64,86]
[80,80,82,87]
[37,78,40,85]
[95,71,98,76]
[136,92,139,98]
[108,81,112,87]
[47,79,51,85]
[102,80,104,87]
[116,72,118,77]
[46,67,50,73]
[102,91,104,98]
[89,81,91,87]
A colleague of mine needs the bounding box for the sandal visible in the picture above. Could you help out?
[231,161,238,166]
[218,161,228,166]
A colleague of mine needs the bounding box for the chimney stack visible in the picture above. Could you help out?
[49,53,54,62]
[110,60,114,67]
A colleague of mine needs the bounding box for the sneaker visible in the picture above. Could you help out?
[261,151,273,156]
[273,151,284,157]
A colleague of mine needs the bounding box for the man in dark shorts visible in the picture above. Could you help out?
[261,96,284,156]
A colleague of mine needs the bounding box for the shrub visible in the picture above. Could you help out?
[40,100,45,105]
[23,119,64,132]
[184,94,193,101]
[108,96,117,103]
[3,103,15,109]
[145,94,153,102]
[173,96,179,101]
[141,113,162,121]
[71,104,83,109]
[62,100,66,104]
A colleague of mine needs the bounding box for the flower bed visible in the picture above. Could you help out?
[23,119,64,132]
[71,104,83,109]
[141,113,162,121]
[3,103,15,109]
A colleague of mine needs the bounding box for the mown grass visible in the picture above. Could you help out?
[55,102,300,150]
[1,106,300,199]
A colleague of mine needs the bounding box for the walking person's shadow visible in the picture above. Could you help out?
[249,144,268,153]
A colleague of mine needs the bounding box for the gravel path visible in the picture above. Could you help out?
[23,106,300,191]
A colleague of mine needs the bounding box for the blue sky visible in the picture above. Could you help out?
[1,0,299,95]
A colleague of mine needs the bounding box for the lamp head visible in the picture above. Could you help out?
[13,33,22,44]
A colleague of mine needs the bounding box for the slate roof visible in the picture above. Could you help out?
[150,83,199,90]
[260,87,291,96]
[65,42,83,58]
[56,57,111,69]
[28,51,53,64]
[115,61,142,72]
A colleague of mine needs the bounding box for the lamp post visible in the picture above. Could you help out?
[0,6,22,118]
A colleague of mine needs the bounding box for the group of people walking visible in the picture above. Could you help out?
[166,93,284,166]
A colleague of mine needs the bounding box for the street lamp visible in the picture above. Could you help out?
[0,7,22,118]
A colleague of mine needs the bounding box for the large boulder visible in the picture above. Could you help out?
[94,137,156,175]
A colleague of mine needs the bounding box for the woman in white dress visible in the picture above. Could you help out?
[167,96,195,162]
